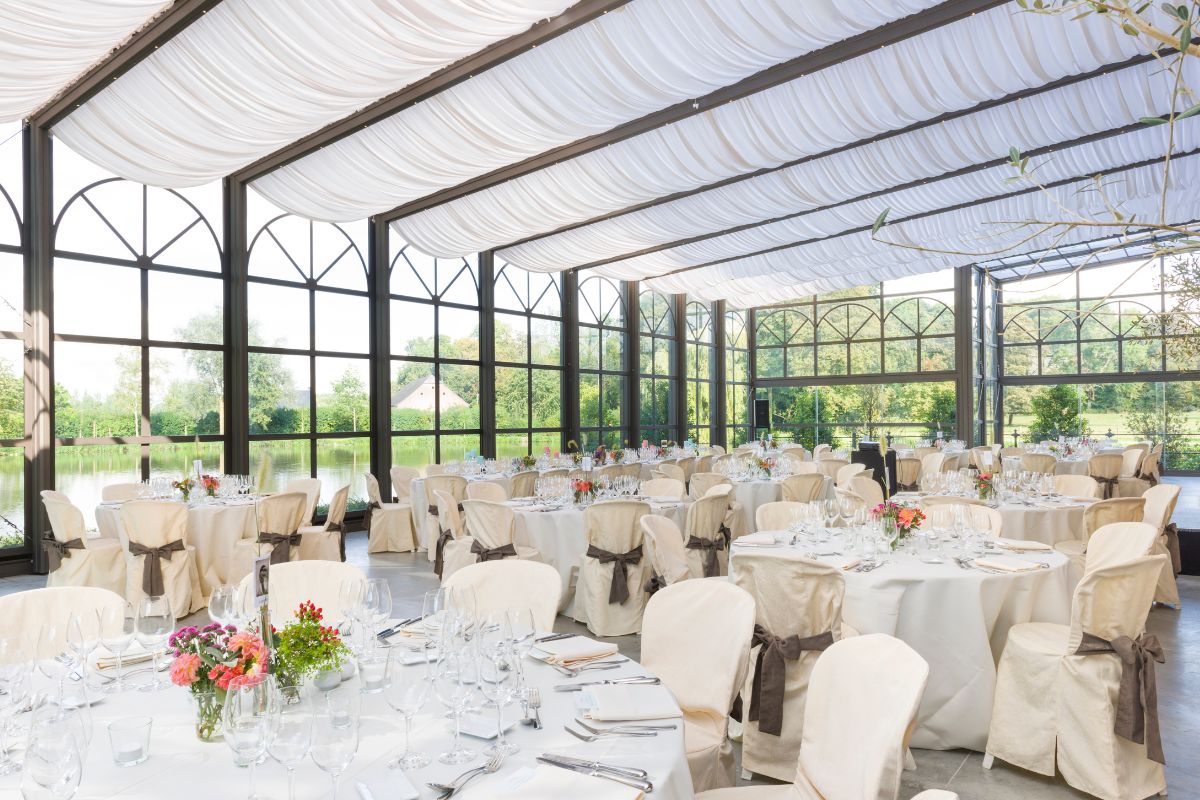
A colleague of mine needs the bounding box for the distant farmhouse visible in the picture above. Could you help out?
[391,374,467,411]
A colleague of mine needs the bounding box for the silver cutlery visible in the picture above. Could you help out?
[551,659,627,677]
[427,753,503,799]
[534,632,576,644]
[554,676,660,692]
[540,753,650,779]
[565,725,658,742]
[574,718,677,733]
[528,687,543,729]
[537,755,655,792]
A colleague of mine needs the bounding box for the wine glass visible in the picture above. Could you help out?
[478,646,518,757]
[135,596,175,691]
[21,715,83,799]
[223,677,277,800]
[310,707,359,799]
[384,654,431,770]
[66,613,99,691]
[208,585,238,629]
[36,623,73,692]
[267,689,313,800]
[505,608,536,688]
[363,578,393,639]
[98,602,136,693]
[0,637,32,775]
[433,651,477,765]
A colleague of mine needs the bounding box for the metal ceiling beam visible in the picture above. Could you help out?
[29,0,222,129]
[515,50,1160,260]
[379,0,1009,224]
[645,145,1200,285]
[234,0,631,184]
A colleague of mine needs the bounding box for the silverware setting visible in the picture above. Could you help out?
[427,753,503,799]
[573,718,676,733]
[553,676,660,692]
[564,724,658,742]
[551,658,627,677]
[537,754,655,792]
[534,632,576,644]
[853,562,885,573]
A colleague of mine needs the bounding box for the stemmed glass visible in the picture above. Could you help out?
[434,651,477,765]
[208,585,239,630]
[223,677,277,800]
[311,705,359,800]
[21,715,83,799]
[384,653,431,770]
[98,602,136,693]
[36,623,74,693]
[135,595,175,690]
[268,687,313,800]
[422,588,450,655]
[363,578,393,643]
[478,642,518,757]
[66,613,99,690]
[0,637,32,775]
[505,608,536,693]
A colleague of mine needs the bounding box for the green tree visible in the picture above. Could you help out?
[327,368,369,432]
[0,357,21,439]
[1028,384,1088,440]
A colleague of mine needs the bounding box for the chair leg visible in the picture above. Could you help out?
[982,754,995,770]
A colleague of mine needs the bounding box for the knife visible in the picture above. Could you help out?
[541,753,650,779]
[534,632,576,643]
[377,617,421,640]
[554,676,660,692]
[536,756,654,793]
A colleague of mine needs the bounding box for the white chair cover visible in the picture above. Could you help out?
[237,560,366,625]
[705,482,746,543]
[298,484,347,562]
[444,560,561,632]
[424,464,445,476]
[283,478,322,526]
[1019,453,1056,475]
[101,483,142,502]
[640,515,690,591]
[655,463,687,484]
[466,482,508,502]
[573,500,651,637]
[1089,453,1124,500]
[1083,522,1159,576]
[1120,447,1145,478]
[435,489,476,583]
[421,475,468,561]
[677,457,698,485]
[920,501,1003,537]
[780,474,825,503]
[389,466,420,502]
[642,580,756,792]
[815,459,846,481]
[919,453,945,488]
[42,499,125,597]
[39,489,72,504]
[684,494,728,579]
[365,472,418,555]
[1141,483,1181,606]
[0,587,125,660]
[1053,498,1146,585]
[690,472,731,498]
[755,501,806,532]
[120,500,202,615]
[510,470,538,499]
[1053,474,1100,499]
[642,477,686,499]
[848,476,884,509]
[229,492,308,587]
[834,463,866,487]
[812,444,832,459]
[460,500,539,565]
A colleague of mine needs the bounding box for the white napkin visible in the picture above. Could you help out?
[734,532,777,545]
[536,637,618,667]
[584,684,682,722]
[487,765,643,800]
[94,643,153,671]
[995,537,1052,552]
[974,555,1040,573]
[829,555,862,571]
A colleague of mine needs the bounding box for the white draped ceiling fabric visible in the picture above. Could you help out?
[23,0,1199,306]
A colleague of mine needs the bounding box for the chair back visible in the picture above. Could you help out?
[121,500,188,548]
[597,464,623,483]
[914,446,939,461]
[1088,453,1123,481]
[895,457,920,489]
[1082,497,1146,538]
[433,490,465,539]
[640,516,690,585]
[969,446,993,469]
[815,458,846,481]
[781,473,825,503]
[424,464,445,476]
[539,468,570,482]
[0,587,125,660]
[1084,522,1160,575]
[324,485,350,529]
[1120,447,1145,478]
[284,478,322,526]
[849,476,884,509]
[425,474,468,504]
[618,463,642,480]
[1067,555,1166,653]
[695,455,713,473]
[835,463,867,487]
[655,463,686,483]
[1141,444,1163,481]
[364,472,385,505]
[689,472,730,498]
[466,482,508,502]
[1020,453,1056,475]
[798,635,929,800]
[40,489,72,504]
[258,492,307,536]
[732,551,846,643]
[812,443,832,459]
[583,500,649,555]
[685,493,727,543]
[921,501,1002,536]
[389,466,420,502]
[461,500,515,549]
[509,470,538,499]
[919,453,945,481]
[1141,483,1180,533]
[641,580,756,729]
[444,560,561,632]
[756,501,807,532]
[238,561,365,624]
[677,457,697,483]
[101,482,143,502]
[43,499,90,548]
[641,477,685,499]
[1053,474,1100,499]
[777,452,806,474]
[709,445,726,455]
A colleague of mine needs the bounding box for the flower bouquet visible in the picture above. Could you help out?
[520,454,538,469]
[200,474,220,498]
[172,476,195,502]
[168,623,268,741]
[753,456,775,477]
[611,448,625,463]
[270,601,348,697]
[975,472,994,501]
[572,478,596,504]
[593,445,607,463]
[873,501,925,550]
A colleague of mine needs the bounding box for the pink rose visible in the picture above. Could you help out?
[169,652,201,687]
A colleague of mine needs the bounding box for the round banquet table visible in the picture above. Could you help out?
[730,535,1071,751]
[892,492,1090,547]
[506,497,691,615]
[2,642,693,799]
[95,498,259,598]
[1000,455,1090,476]
[731,475,834,534]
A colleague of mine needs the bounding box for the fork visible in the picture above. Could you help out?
[528,687,543,730]
[565,725,658,742]
[551,660,626,677]
[426,753,503,798]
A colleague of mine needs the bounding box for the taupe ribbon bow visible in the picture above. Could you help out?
[1163,523,1181,575]
[433,529,453,578]
[127,539,185,596]
[363,500,381,532]
[325,519,347,562]
[586,544,643,605]
[685,535,724,577]
[43,533,84,572]
[645,573,668,596]
[1075,632,1166,764]
[257,531,302,565]
[470,541,517,563]
[718,523,732,549]
[749,624,834,736]
[897,481,919,492]
[1136,468,1158,487]
[1097,475,1119,500]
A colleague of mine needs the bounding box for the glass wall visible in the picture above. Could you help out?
[639,291,675,445]
[724,308,752,447]
[0,123,24,551]
[578,276,626,449]
[684,301,714,445]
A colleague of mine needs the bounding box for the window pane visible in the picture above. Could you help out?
[440,433,480,461]
[316,357,370,433]
[530,318,561,366]
[315,292,369,354]
[149,348,223,435]
[250,440,310,494]
[248,282,309,350]
[55,444,139,528]
[495,313,528,364]
[0,340,22,439]
[249,353,308,435]
[148,272,223,343]
[149,441,223,480]
[55,342,140,438]
[532,369,562,428]
[439,364,479,430]
[579,328,600,371]
[390,301,435,357]
[580,373,600,429]
[316,438,369,504]
[438,307,480,360]
[495,367,529,429]
[391,361,436,431]
[392,434,435,471]
[54,259,140,338]
[0,253,22,333]
[0,446,22,549]
[496,432,529,460]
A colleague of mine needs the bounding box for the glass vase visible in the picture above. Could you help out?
[192,690,224,742]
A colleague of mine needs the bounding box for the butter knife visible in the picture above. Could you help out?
[554,676,660,692]
[536,756,654,793]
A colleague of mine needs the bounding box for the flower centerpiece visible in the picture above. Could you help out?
[753,456,775,477]
[172,476,195,502]
[975,472,995,501]
[611,448,625,463]
[565,440,583,465]
[200,474,220,498]
[593,444,607,463]
[168,623,268,741]
[520,454,537,469]
[873,501,926,550]
[572,478,596,504]
[270,601,349,696]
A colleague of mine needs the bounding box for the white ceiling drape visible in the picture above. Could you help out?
[0,0,169,123]
[251,0,940,221]
[646,153,1200,307]
[51,0,573,187]
[512,58,1199,275]
[399,3,1148,261]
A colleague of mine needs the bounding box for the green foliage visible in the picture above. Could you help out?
[271,601,349,685]
[1027,384,1089,439]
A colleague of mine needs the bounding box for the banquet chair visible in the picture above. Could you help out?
[984,554,1168,800]
[677,457,698,484]
[0,587,125,660]
[539,468,570,481]
[705,483,745,543]
[920,494,986,508]
[1052,474,1101,499]
[780,474,825,503]
[914,446,939,461]
[433,489,474,582]
[969,445,994,470]
[443,559,560,632]
[236,560,366,626]
[695,455,714,473]
[424,464,445,476]
[642,580,756,792]
[421,474,467,562]
[780,444,809,461]
[833,488,868,519]
[459,500,538,566]
[1082,523,1160,576]
[1019,453,1056,475]
[729,552,858,783]
[39,489,73,504]
[230,492,308,583]
[465,482,508,502]
[756,501,807,532]
[700,634,936,800]
[598,464,624,483]
[684,494,729,579]
[619,462,642,480]
[121,500,202,615]
[918,453,945,488]
[1138,444,1162,485]
[101,482,143,502]
[642,477,686,499]
[815,458,846,482]
[713,454,738,472]
[690,471,731,498]
[640,515,691,594]
[1141,483,1182,607]
[942,452,968,472]
[1088,453,1124,500]
[284,477,322,527]
[1053,498,1146,584]
[999,446,1023,460]
[509,470,538,499]
[365,472,418,555]
[921,501,1003,537]
[895,457,921,492]
[573,500,652,636]
[389,466,420,504]
[655,463,687,484]
[849,475,884,509]
[812,444,832,459]
[42,498,125,596]
[710,445,726,455]
[776,452,806,474]
[834,463,867,487]
[567,468,587,480]
[1120,447,1146,479]
[297,484,347,562]
[788,460,819,475]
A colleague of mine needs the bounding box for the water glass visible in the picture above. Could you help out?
[24,716,83,799]
[356,649,390,694]
[268,688,313,800]
[107,716,151,767]
[434,652,477,765]
[311,708,359,799]
[135,595,175,690]
[98,602,136,693]
[223,678,276,799]
[384,655,431,770]
[478,649,518,757]
[208,585,238,629]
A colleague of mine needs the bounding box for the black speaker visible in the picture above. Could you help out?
[754,399,770,428]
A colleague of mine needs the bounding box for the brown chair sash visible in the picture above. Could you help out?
[127,539,185,596]
[1136,468,1159,487]
[749,624,834,736]
[718,523,732,549]
[43,533,84,572]
[470,540,517,563]
[685,535,724,578]
[645,572,667,596]
[1163,523,1182,575]
[1096,475,1119,500]
[324,519,347,562]
[427,502,465,518]
[897,481,919,492]
[585,544,643,605]
[1075,632,1166,764]
[433,529,453,578]
[257,531,302,565]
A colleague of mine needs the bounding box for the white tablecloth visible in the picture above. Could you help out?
[892,492,1089,547]
[731,538,1071,751]
[95,499,258,597]
[1001,456,1089,476]
[731,476,834,534]
[3,644,693,799]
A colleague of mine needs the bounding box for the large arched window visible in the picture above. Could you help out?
[578,276,626,448]
[246,192,369,501]
[684,301,714,445]
[725,308,751,446]
[639,290,675,445]
[0,123,24,551]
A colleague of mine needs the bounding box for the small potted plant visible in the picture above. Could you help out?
[172,476,195,502]
[271,601,349,696]
[200,474,220,498]
[168,623,268,741]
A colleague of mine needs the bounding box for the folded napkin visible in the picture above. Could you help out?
[95,643,153,671]
[487,766,643,800]
[830,556,861,571]
[584,684,682,722]
[735,532,778,545]
[536,637,619,667]
[974,556,1040,573]
[995,537,1052,552]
